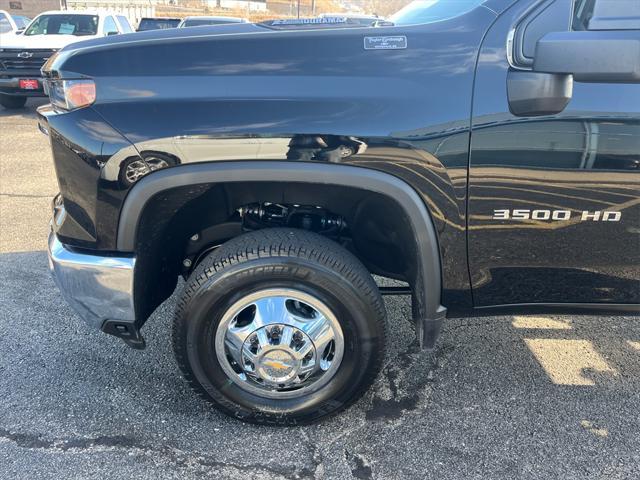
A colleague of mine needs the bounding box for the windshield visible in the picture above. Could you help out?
[137,18,180,31]
[24,14,99,36]
[14,16,32,29]
[117,16,133,33]
[390,0,486,25]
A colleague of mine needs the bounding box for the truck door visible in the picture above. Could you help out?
[468,0,640,307]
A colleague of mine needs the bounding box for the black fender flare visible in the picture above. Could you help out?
[117,161,447,347]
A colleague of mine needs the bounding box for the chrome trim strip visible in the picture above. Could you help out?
[47,231,136,330]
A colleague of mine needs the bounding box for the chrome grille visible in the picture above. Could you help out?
[0,49,56,73]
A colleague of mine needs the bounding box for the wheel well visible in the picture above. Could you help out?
[120,161,445,334]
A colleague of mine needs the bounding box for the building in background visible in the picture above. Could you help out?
[205,0,266,12]
[0,0,58,18]
[64,0,155,21]
[64,1,270,24]
[266,0,319,16]
[0,0,156,21]
[0,0,369,27]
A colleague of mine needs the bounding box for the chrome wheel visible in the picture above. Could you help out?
[215,289,344,399]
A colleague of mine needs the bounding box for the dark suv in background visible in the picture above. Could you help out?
[40,0,639,424]
[136,17,181,31]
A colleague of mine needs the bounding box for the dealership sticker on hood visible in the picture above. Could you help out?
[364,36,407,50]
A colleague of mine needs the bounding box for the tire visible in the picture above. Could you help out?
[0,94,27,110]
[172,228,387,425]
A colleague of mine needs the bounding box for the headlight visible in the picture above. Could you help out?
[47,79,96,111]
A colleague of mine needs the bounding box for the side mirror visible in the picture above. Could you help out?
[508,29,639,116]
[534,30,640,83]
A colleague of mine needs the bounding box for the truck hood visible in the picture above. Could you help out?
[0,33,98,49]
[52,19,371,55]
[59,22,265,53]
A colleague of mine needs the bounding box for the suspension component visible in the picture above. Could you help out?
[238,203,347,238]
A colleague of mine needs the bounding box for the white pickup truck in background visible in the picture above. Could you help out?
[0,10,133,109]
[0,9,31,36]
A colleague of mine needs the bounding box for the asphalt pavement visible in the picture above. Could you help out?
[1,99,639,479]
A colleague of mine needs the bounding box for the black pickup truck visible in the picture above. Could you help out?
[40,0,639,424]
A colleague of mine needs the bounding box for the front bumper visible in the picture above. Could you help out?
[47,230,136,330]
